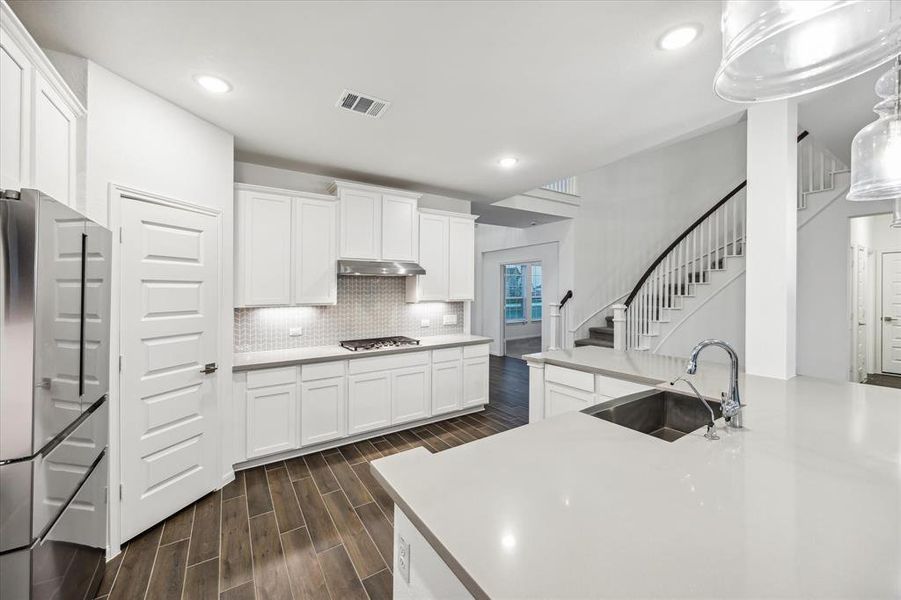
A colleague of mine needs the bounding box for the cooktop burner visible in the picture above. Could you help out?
[340,336,421,352]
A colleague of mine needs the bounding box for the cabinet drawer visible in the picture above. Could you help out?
[247,366,297,389]
[462,343,489,358]
[595,374,653,399]
[432,347,463,363]
[545,382,596,418]
[302,360,345,382]
[347,350,428,374]
[545,365,594,392]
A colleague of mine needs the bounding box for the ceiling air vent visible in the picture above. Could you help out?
[336,89,390,119]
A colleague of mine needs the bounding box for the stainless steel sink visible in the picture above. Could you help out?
[582,389,722,442]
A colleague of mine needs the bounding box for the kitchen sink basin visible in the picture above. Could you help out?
[582,389,722,442]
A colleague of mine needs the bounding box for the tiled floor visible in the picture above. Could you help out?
[504,336,541,359]
[95,356,529,600]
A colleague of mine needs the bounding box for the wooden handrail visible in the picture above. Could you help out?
[623,131,809,308]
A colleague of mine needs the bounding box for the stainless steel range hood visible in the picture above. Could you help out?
[338,260,426,277]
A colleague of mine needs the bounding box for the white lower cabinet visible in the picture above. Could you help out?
[246,383,298,458]
[462,357,489,407]
[391,365,430,424]
[301,374,346,446]
[545,382,596,417]
[432,358,463,415]
[348,371,392,435]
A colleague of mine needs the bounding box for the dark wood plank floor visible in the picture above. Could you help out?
[97,355,528,600]
[864,373,901,389]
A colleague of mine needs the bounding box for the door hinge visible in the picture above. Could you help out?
[119,227,123,243]
[119,484,123,500]
[118,355,123,372]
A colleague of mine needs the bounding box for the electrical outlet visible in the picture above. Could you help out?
[420,319,430,328]
[397,535,411,583]
[442,314,457,325]
[289,327,303,337]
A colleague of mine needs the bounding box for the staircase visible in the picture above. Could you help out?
[574,130,847,352]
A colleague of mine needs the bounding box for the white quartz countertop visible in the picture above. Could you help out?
[233,334,492,371]
[372,347,901,598]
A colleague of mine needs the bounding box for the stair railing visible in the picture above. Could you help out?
[797,130,849,209]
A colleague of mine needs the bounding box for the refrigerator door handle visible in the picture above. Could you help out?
[78,232,87,398]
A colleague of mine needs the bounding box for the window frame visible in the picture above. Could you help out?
[504,262,542,325]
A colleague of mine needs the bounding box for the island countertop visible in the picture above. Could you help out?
[233,334,492,371]
[371,347,901,598]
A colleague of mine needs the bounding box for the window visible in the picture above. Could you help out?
[504,263,542,324]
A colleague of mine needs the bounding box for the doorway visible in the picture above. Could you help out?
[848,213,901,387]
[502,262,542,359]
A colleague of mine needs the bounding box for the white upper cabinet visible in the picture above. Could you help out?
[235,184,338,307]
[333,181,421,262]
[1,5,84,206]
[448,215,475,300]
[237,189,293,306]
[381,194,418,261]
[337,187,381,260]
[295,196,337,305]
[407,210,476,303]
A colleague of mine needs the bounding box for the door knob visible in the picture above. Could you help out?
[200,362,218,374]
[884,316,897,322]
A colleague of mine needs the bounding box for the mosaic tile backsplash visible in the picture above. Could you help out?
[234,277,465,352]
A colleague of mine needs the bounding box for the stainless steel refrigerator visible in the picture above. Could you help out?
[0,189,111,600]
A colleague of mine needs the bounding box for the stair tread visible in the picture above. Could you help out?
[575,337,614,348]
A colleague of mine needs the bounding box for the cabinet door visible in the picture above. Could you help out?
[338,189,381,259]
[294,197,337,305]
[237,191,293,306]
[462,357,489,408]
[0,29,30,192]
[381,194,418,261]
[32,73,76,206]
[391,365,430,425]
[301,377,346,446]
[416,213,449,301]
[545,382,596,418]
[448,217,474,300]
[431,359,462,415]
[246,384,299,458]
[347,371,391,435]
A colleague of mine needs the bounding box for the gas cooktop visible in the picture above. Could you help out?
[339,336,421,352]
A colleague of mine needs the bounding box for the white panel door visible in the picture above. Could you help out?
[301,377,346,446]
[431,360,462,415]
[545,382,595,417]
[339,189,381,259]
[348,371,392,434]
[882,252,901,375]
[32,73,76,206]
[391,365,430,425]
[246,384,298,458]
[381,194,418,261]
[294,196,337,305]
[417,213,449,301]
[462,357,489,408]
[238,191,292,306]
[0,29,30,191]
[448,216,475,300]
[121,199,219,541]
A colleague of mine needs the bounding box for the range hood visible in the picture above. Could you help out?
[338,260,425,277]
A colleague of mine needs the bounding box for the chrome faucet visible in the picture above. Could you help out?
[686,339,743,428]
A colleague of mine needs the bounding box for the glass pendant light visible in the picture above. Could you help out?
[847,57,901,201]
[714,1,901,102]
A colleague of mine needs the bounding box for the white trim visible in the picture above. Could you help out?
[329,178,422,199]
[569,292,629,333]
[523,187,582,205]
[234,181,336,202]
[0,1,85,115]
[106,183,227,556]
[418,207,478,220]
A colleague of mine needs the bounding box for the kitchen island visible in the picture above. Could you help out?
[371,346,901,598]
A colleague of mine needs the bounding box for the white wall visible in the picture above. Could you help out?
[474,220,574,354]
[235,160,471,213]
[84,61,235,553]
[571,122,748,340]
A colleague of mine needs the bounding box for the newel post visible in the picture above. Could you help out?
[612,304,627,351]
[546,303,561,351]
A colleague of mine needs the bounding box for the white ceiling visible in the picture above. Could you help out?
[10,0,741,203]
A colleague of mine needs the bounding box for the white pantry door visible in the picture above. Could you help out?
[882,252,901,375]
[120,198,219,541]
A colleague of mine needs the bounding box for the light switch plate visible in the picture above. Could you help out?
[397,535,411,583]
[420,319,430,328]
[289,327,303,337]
[442,314,457,325]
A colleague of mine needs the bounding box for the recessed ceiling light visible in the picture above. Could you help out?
[194,74,232,94]
[658,25,701,51]
[498,157,519,168]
